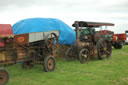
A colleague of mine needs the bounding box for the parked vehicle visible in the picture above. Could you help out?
[113,33,126,49]
[0,24,59,85]
[0,17,77,85]
[66,21,114,63]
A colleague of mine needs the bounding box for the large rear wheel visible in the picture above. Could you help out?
[97,38,112,60]
[0,67,9,85]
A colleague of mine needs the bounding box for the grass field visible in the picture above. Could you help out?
[6,45,128,85]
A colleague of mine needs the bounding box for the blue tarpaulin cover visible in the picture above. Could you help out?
[12,18,76,45]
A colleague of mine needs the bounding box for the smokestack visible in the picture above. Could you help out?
[75,21,79,42]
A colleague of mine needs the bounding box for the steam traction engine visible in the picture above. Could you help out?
[66,21,114,63]
[0,24,59,85]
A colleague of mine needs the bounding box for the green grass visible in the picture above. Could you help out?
[6,45,128,85]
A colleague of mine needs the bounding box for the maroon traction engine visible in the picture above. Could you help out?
[65,21,114,63]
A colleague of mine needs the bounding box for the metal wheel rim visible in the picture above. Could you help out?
[79,49,90,63]
[80,50,89,60]
[47,58,55,70]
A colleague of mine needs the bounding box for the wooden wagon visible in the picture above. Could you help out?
[0,24,59,85]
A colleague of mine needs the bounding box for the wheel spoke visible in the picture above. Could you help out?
[48,43,52,48]
[100,42,104,47]
[51,34,52,38]
[106,51,110,54]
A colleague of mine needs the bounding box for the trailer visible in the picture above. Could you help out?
[0,24,59,85]
[113,33,126,49]
[65,21,114,63]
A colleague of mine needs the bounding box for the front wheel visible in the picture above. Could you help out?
[79,49,90,64]
[43,56,56,72]
[0,67,9,85]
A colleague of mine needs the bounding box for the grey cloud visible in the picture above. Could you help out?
[0,0,103,10]
[0,0,128,27]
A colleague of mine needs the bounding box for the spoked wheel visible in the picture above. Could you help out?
[97,38,112,60]
[45,33,59,54]
[79,49,90,64]
[65,48,77,61]
[0,67,9,85]
[22,61,34,69]
[43,56,56,72]
[65,42,79,61]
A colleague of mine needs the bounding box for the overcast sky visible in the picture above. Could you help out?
[0,0,128,33]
